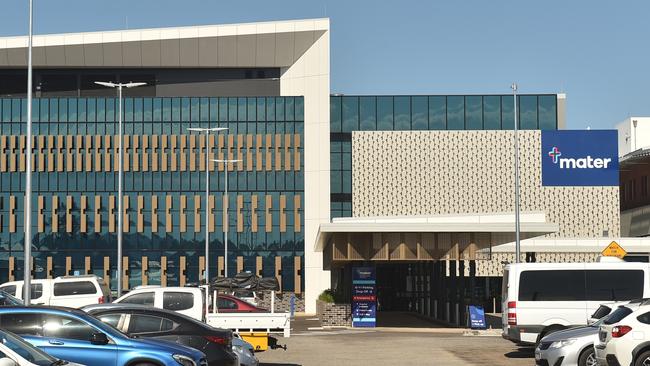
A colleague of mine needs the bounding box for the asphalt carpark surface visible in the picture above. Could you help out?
[258,313,535,366]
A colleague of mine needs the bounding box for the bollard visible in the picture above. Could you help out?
[456,303,460,326]
[290,294,295,318]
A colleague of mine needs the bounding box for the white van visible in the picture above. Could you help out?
[0,275,111,308]
[113,286,203,320]
[502,258,650,345]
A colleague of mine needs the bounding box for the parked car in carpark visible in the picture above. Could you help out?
[535,300,640,366]
[0,275,110,307]
[229,291,259,307]
[216,295,266,313]
[595,299,650,366]
[0,306,207,366]
[502,258,650,345]
[83,303,238,366]
[0,291,22,306]
[232,337,258,366]
[0,328,84,366]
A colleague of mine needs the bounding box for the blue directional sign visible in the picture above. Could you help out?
[352,267,376,328]
[541,130,619,186]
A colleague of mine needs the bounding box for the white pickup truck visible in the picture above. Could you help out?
[113,285,291,338]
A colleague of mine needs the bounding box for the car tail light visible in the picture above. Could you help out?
[205,336,230,346]
[612,325,632,338]
[507,301,517,326]
[98,296,105,304]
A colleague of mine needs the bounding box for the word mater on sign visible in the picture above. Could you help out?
[548,147,612,169]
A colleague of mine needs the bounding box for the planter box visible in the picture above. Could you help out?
[316,300,352,327]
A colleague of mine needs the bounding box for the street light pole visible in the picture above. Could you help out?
[512,83,521,263]
[188,127,228,283]
[211,158,242,278]
[94,81,146,297]
[24,0,34,306]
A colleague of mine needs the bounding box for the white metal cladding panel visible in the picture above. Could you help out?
[352,130,620,239]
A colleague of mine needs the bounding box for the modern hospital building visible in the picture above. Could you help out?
[0,18,640,319]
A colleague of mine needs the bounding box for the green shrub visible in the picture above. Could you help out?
[318,289,336,303]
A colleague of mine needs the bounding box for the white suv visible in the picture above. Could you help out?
[0,275,111,307]
[596,300,650,366]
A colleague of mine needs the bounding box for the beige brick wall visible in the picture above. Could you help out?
[352,130,619,238]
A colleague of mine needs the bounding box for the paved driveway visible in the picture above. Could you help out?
[259,330,534,366]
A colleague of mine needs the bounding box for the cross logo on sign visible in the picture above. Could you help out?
[602,241,627,259]
[548,146,562,164]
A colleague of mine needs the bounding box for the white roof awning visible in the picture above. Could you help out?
[316,211,558,251]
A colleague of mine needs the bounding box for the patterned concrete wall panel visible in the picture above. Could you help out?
[352,131,620,239]
[475,252,602,277]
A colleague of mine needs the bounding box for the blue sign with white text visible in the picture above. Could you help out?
[541,130,618,186]
[352,267,376,328]
[468,305,486,329]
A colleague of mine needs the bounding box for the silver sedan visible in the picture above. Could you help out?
[535,324,600,366]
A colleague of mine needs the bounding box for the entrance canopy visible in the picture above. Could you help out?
[316,212,558,263]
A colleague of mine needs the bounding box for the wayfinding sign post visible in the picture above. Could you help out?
[352,267,376,328]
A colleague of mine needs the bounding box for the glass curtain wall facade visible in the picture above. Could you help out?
[330,95,558,218]
[0,97,304,292]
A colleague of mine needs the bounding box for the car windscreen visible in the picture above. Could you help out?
[604,306,633,325]
[0,328,56,366]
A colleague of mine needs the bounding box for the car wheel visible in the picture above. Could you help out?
[578,347,597,366]
[635,350,650,366]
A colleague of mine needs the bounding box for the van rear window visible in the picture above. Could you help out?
[53,281,97,296]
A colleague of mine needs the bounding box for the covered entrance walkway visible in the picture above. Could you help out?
[316,212,558,327]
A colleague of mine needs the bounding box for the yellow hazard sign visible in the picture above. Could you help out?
[602,241,627,258]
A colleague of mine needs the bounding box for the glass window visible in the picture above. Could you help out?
[483,96,501,130]
[538,95,557,130]
[604,306,633,325]
[128,314,173,334]
[518,270,586,301]
[637,311,650,325]
[0,285,16,296]
[411,96,427,130]
[22,284,43,299]
[394,96,411,130]
[519,95,538,129]
[590,305,612,320]
[377,96,393,131]
[0,313,42,336]
[359,97,376,131]
[585,270,644,301]
[501,96,515,129]
[98,314,121,328]
[465,96,483,129]
[118,292,154,306]
[217,298,238,310]
[53,281,97,296]
[162,292,194,311]
[447,96,464,130]
[428,96,446,130]
[42,314,96,341]
[342,97,359,132]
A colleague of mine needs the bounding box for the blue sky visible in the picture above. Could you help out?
[2,0,649,129]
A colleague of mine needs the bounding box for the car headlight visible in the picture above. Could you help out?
[550,338,577,349]
[173,354,197,366]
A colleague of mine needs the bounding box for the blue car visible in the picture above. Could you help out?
[0,306,207,366]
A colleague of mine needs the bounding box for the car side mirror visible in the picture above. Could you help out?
[0,357,18,366]
[90,332,109,345]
